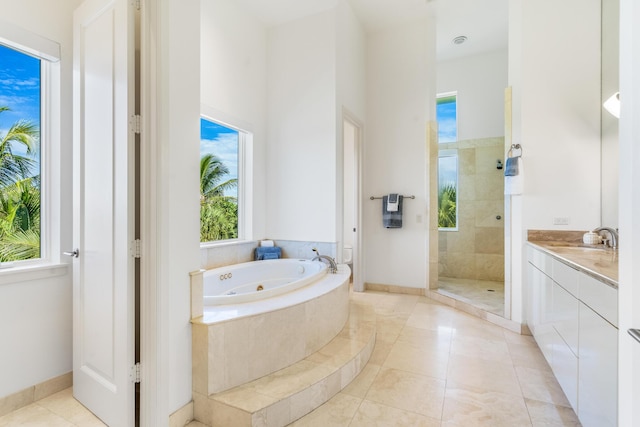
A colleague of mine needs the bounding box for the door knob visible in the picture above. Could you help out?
[63,249,79,258]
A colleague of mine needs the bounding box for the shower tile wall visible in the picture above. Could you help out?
[439,137,505,281]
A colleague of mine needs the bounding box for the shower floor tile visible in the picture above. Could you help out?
[436,277,505,316]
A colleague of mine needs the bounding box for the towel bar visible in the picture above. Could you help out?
[369,195,415,200]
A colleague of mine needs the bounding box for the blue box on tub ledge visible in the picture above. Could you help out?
[255,246,282,260]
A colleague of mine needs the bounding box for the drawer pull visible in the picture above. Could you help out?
[627,329,640,344]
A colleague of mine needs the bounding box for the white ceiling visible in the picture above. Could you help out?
[231,0,509,62]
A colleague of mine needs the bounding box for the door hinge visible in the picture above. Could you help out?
[131,114,142,134]
[131,362,141,383]
[132,239,142,258]
[133,0,141,11]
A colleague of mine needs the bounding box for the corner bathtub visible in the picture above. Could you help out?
[203,258,328,305]
[191,259,351,394]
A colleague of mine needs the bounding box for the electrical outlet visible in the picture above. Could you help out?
[553,217,570,225]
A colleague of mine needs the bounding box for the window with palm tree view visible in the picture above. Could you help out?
[200,118,239,242]
[437,93,458,229]
[0,44,42,261]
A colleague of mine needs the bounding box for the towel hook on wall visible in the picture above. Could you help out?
[507,143,523,158]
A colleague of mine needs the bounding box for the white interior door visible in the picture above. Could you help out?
[72,0,135,425]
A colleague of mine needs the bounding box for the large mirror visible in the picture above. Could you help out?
[601,0,619,228]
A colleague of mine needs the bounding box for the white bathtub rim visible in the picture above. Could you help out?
[203,259,328,306]
[193,264,351,326]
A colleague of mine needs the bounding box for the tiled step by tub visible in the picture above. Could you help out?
[193,301,376,427]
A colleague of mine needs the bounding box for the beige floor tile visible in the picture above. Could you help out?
[405,304,457,331]
[525,398,582,426]
[450,314,509,341]
[374,316,406,340]
[515,366,572,408]
[507,340,553,371]
[36,388,106,426]
[442,381,532,427]
[446,354,521,397]
[364,367,445,419]
[450,334,512,364]
[0,404,75,427]
[367,338,394,366]
[3,290,582,427]
[397,325,453,353]
[289,393,361,427]
[341,364,381,398]
[503,329,536,345]
[383,341,450,380]
[349,399,441,427]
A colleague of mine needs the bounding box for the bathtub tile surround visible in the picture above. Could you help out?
[194,300,376,427]
[200,240,259,270]
[199,240,337,271]
[192,261,351,397]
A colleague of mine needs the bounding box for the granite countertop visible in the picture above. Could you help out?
[527,230,619,288]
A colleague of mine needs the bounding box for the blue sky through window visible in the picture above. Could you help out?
[200,118,238,197]
[436,95,457,143]
[0,44,41,175]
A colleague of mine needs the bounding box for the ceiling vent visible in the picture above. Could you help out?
[452,35,468,45]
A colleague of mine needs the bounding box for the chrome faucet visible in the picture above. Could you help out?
[311,248,337,273]
[593,227,619,249]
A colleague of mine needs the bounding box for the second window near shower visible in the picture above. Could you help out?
[437,93,459,230]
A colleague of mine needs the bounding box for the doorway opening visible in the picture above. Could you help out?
[342,113,363,291]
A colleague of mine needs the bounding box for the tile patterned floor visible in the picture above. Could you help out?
[437,277,505,316]
[0,290,580,426]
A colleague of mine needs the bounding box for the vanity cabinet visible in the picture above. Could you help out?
[526,246,618,427]
[578,275,618,427]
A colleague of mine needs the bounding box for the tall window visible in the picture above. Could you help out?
[438,151,458,230]
[0,44,42,261]
[200,117,240,242]
[437,92,459,230]
[437,92,457,143]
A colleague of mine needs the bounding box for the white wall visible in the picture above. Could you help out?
[0,0,79,399]
[335,1,366,258]
[509,0,601,322]
[336,1,367,122]
[437,49,508,140]
[154,0,201,414]
[266,11,337,242]
[363,19,436,289]
[200,0,268,240]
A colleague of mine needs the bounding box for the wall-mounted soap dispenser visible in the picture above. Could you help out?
[496,159,503,170]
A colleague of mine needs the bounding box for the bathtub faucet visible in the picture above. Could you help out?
[311,248,338,274]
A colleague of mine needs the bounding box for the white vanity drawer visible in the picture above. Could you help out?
[552,259,579,296]
[579,273,618,327]
[528,246,553,274]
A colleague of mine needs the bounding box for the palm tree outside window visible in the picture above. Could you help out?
[437,93,459,230]
[200,118,239,242]
[0,44,42,261]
